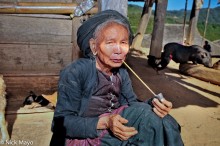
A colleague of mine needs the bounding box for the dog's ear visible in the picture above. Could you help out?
[23,95,34,105]
[23,91,37,106]
[30,91,37,99]
[29,91,36,95]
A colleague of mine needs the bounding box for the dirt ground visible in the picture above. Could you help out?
[127,48,220,146]
[1,48,220,146]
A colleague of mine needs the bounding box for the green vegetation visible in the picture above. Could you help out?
[128,5,220,41]
[198,23,220,41]
[128,5,154,34]
[128,5,142,33]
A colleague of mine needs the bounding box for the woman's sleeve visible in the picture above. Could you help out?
[52,63,99,139]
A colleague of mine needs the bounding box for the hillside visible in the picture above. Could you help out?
[128,5,220,41]
[166,6,220,24]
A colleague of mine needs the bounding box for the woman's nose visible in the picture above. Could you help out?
[113,44,122,54]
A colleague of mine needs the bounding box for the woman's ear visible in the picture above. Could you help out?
[89,38,97,55]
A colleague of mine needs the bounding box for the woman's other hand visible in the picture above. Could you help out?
[152,98,172,118]
[107,114,138,141]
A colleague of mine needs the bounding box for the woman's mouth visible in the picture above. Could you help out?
[111,59,123,63]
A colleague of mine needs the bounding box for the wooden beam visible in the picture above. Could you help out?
[202,0,211,44]
[0,43,72,72]
[131,0,154,50]
[0,2,98,14]
[182,0,188,44]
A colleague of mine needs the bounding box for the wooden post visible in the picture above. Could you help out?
[131,0,154,50]
[98,0,128,16]
[71,17,84,61]
[182,0,188,44]
[202,0,211,44]
[149,0,168,58]
[185,0,203,45]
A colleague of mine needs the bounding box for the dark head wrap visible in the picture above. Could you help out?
[77,9,133,58]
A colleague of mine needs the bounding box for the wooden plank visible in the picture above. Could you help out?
[2,14,71,19]
[1,71,59,77]
[4,76,59,97]
[0,15,72,44]
[0,2,98,14]
[0,43,72,72]
[0,0,73,2]
[179,63,220,86]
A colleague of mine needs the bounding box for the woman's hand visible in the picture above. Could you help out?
[152,98,172,118]
[97,116,110,130]
[107,114,138,141]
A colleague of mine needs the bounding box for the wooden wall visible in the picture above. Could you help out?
[0,15,73,74]
[0,0,83,97]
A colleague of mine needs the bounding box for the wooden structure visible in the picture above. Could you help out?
[131,0,154,50]
[202,0,211,44]
[0,0,98,99]
[179,63,220,86]
[130,0,169,59]
[0,0,132,107]
[0,0,132,98]
[0,0,209,98]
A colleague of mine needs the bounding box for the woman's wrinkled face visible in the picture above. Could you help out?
[90,23,129,71]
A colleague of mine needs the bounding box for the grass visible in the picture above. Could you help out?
[197,23,220,41]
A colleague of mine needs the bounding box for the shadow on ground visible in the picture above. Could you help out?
[126,50,219,109]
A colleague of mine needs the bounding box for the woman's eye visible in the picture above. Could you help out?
[122,41,128,44]
[106,41,113,44]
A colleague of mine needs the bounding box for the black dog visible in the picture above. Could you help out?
[23,91,49,106]
[148,42,212,71]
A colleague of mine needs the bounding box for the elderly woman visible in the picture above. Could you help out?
[50,10,183,146]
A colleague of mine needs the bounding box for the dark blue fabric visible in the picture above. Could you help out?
[95,102,183,146]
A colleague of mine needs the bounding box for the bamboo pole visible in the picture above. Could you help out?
[0,2,98,14]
